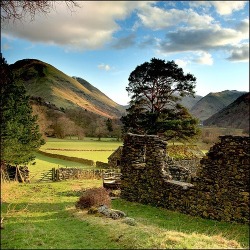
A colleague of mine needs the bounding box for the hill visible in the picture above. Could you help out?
[179,95,203,110]
[10,59,126,118]
[203,92,250,133]
[190,90,247,121]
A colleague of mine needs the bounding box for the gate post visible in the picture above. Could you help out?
[55,169,60,181]
[52,168,55,181]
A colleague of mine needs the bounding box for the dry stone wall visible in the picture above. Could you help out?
[120,133,249,224]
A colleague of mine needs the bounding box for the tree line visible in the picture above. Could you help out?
[30,96,122,140]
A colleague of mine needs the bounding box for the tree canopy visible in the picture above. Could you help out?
[0,55,45,165]
[121,58,200,141]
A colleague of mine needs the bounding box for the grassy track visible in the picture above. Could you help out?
[1,181,249,249]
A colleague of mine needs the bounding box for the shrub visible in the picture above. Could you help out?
[75,187,111,209]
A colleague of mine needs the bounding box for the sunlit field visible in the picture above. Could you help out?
[39,137,122,163]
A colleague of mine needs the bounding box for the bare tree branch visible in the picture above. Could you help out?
[1,1,80,24]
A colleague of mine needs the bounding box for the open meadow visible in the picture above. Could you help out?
[1,180,249,249]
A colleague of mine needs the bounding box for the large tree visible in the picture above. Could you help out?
[121,58,200,141]
[0,55,45,165]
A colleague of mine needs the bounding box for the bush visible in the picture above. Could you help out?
[75,187,111,209]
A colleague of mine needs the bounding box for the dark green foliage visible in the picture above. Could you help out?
[106,118,113,133]
[75,187,111,209]
[0,55,44,165]
[121,58,200,141]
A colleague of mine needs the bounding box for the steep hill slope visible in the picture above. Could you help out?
[190,90,246,121]
[179,95,203,110]
[203,93,249,132]
[10,59,126,118]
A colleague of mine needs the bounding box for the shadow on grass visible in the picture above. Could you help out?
[32,152,90,169]
[1,201,74,214]
[112,198,249,248]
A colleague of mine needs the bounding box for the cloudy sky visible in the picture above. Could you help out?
[1,1,249,105]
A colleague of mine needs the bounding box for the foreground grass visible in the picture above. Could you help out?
[1,181,249,249]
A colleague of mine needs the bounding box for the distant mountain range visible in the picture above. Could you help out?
[10,59,248,132]
[203,92,249,132]
[190,90,247,121]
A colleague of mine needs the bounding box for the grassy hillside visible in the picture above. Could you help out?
[10,59,126,118]
[179,95,203,110]
[190,90,246,121]
[204,93,250,132]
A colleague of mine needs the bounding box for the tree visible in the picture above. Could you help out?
[0,55,45,165]
[106,118,113,136]
[121,58,200,141]
[1,1,79,23]
[95,118,106,141]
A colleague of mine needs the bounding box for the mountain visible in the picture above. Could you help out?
[190,90,247,121]
[10,59,126,118]
[203,93,249,132]
[179,95,203,110]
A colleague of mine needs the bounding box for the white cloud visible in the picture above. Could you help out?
[111,33,136,49]
[1,1,150,51]
[212,1,247,15]
[175,59,189,68]
[137,5,214,30]
[227,43,249,62]
[189,1,247,15]
[193,52,213,65]
[236,18,249,34]
[158,20,248,53]
[98,64,111,71]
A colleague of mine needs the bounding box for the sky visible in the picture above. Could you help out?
[1,1,249,105]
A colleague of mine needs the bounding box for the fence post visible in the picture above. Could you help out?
[55,169,60,181]
[52,168,55,181]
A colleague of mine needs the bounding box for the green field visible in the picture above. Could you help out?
[39,137,122,163]
[27,137,122,180]
[1,181,249,249]
[28,152,92,181]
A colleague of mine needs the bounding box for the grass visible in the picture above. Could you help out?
[28,152,92,181]
[27,137,122,180]
[1,181,249,249]
[39,137,122,163]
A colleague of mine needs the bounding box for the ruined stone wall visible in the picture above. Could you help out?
[174,159,201,176]
[190,136,249,223]
[108,146,123,169]
[165,156,192,182]
[120,134,249,223]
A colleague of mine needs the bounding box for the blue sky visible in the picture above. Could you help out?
[1,1,249,105]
